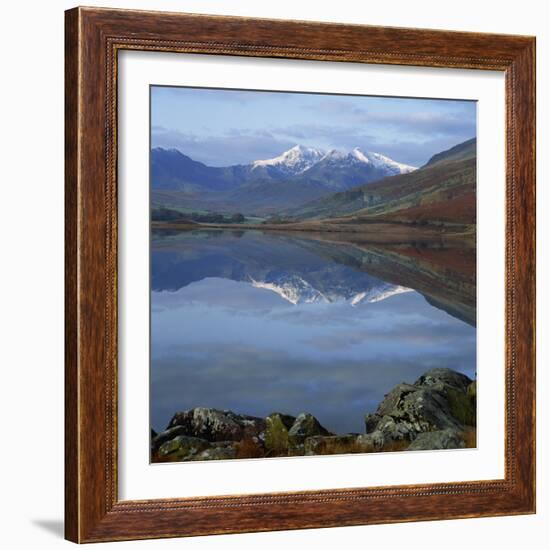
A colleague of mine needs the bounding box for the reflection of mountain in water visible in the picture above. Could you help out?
[151,229,475,325]
[248,273,412,306]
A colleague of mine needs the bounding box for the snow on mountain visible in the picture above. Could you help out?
[248,274,412,306]
[350,148,416,175]
[349,285,414,306]
[251,145,416,177]
[328,147,416,175]
[248,275,328,305]
[252,145,325,175]
[320,149,349,163]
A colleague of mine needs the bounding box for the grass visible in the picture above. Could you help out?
[376,439,412,453]
[235,438,264,459]
[460,427,477,449]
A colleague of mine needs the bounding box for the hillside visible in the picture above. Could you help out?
[288,138,476,226]
[422,137,476,168]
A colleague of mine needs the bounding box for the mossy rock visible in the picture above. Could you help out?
[264,413,295,455]
[158,435,210,461]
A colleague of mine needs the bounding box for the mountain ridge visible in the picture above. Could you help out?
[151,145,416,214]
[286,138,476,224]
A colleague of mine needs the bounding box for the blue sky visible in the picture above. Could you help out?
[151,85,476,168]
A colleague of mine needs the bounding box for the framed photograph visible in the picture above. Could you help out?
[65,7,535,543]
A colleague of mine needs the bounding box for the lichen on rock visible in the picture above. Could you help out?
[364,368,476,451]
[157,435,210,461]
[288,413,332,454]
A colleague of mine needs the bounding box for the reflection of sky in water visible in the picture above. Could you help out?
[151,276,476,434]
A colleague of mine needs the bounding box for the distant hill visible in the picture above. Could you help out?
[422,138,476,168]
[151,145,416,214]
[288,138,476,226]
[151,148,246,193]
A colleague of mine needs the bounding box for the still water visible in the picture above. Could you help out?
[151,229,476,434]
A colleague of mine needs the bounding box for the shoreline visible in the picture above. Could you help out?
[151,220,475,245]
[151,368,477,463]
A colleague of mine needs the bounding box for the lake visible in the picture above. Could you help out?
[151,229,476,435]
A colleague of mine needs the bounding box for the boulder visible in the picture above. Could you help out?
[288,413,332,453]
[192,442,238,461]
[167,407,266,442]
[264,413,296,455]
[157,435,210,461]
[407,429,466,451]
[414,368,473,393]
[364,369,475,448]
[151,425,189,452]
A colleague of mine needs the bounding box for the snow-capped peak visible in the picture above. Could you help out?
[251,145,416,177]
[350,148,416,174]
[350,147,371,163]
[321,149,348,161]
[252,145,325,174]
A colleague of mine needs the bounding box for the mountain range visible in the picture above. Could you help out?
[286,138,476,224]
[151,145,416,214]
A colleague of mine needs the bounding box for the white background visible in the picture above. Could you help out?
[0,0,547,549]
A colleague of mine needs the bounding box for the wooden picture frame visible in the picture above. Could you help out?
[65,6,536,543]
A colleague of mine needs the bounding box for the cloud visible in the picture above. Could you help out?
[303,99,475,137]
[152,126,295,166]
[152,102,475,167]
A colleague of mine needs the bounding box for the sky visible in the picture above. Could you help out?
[151,85,476,168]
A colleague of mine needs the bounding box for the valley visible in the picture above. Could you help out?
[151,138,476,243]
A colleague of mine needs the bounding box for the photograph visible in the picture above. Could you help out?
[149,86,478,462]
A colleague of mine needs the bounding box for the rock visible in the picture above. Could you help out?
[264,413,296,455]
[151,425,189,452]
[408,429,466,451]
[304,434,377,456]
[157,435,210,461]
[192,442,237,461]
[167,407,266,442]
[365,413,382,434]
[364,369,475,448]
[415,369,476,426]
[414,368,472,393]
[365,383,419,432]
[288,413,332,453]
